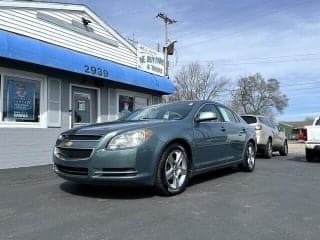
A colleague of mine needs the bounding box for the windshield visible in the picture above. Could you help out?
[123,102,196,121]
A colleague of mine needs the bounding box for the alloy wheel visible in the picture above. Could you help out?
[247,144,255,169]
[164,150,188,190]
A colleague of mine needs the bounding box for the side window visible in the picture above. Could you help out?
[152,96,162,105]
[259,117,272,128]
[197,104,222,122]
[232,112,241,122]
[217,106,237,123]
[267,118,276,129]
[271,121,278,129]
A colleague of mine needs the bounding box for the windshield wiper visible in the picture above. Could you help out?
[139,117,158,120]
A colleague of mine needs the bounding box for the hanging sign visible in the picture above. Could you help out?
[137,44,165,76]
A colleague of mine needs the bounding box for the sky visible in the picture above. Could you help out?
[43,0,320,121]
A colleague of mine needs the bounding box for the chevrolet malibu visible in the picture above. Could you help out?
[53,101,256,196]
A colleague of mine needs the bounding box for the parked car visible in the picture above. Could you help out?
[53,101,257,196]
[305,116,320,162]
[241,115,288,158]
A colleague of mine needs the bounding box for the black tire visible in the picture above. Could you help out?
[279,140,288,156]
[306,148,314,162]
[240,142,256,172]
[264,139,273,159]
[155,144,190,196]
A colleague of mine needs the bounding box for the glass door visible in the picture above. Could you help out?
[71,86,97,128]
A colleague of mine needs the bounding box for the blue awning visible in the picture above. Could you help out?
[0,30,174,94]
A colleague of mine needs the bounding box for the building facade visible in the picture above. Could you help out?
[0,1,174,168]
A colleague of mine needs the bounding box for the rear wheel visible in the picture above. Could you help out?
[264,140,272,159]
[240,142,256,172]
[279,140,288,156]
[306,148,314,162]
[155,144,190,196]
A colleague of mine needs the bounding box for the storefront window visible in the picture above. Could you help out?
[119,95,133,118]
[134,96,148,110]
[152,96,162,105]
[2,76,40,123]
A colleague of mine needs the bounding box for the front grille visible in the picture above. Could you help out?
[56,164,88,176]
[56,147,93,159]
[64,135,102,141]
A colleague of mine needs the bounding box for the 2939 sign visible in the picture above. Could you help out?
[84,65,108,78]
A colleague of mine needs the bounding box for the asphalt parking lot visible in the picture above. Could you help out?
[0,143,319,240]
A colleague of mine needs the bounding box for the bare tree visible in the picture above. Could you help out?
[170,62,228,101]
[230,73,289,117]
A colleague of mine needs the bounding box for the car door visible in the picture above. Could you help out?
[217,105,246,162]
[193,104,228,169]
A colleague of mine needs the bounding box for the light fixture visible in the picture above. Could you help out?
[82,17,92,26]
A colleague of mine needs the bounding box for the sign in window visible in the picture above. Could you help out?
[2,76,40,123]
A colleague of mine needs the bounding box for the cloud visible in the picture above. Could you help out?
[41,0,320,121]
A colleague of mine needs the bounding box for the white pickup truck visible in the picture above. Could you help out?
[305,116,320,162]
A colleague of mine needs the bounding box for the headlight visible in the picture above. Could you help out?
[56,134,65,145]
[107,129,152,150]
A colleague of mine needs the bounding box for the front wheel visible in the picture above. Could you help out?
[240,142,256,172]
[155,144,190,196]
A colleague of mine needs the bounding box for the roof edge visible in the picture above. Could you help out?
[0,1,137,54]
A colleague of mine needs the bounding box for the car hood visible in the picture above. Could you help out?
[64,120,173,136]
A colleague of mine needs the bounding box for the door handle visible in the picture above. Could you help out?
[221,126,226,132]
[239,128,246,134]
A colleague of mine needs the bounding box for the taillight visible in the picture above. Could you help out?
[255,124,262,130]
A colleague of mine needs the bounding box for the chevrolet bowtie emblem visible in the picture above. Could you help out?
[64,141,73,148]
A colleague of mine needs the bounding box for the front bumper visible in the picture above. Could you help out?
[305,143,320,151]
[53,146,158,186]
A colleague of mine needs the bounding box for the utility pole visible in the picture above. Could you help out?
[156,12,177,77]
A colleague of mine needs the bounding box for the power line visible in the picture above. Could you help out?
[204,85,320,94]
[180,0,315,47]
[176,52,320,63]
[175,0,275,40]
[174,56,320,66]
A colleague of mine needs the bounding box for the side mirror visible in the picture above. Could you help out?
[195,112,218,122]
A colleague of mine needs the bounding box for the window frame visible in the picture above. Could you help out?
[0,68,47,128]
[216,105,238,123]
[152,95,162,105]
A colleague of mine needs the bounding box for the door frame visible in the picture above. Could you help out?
[69,84,101,129]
